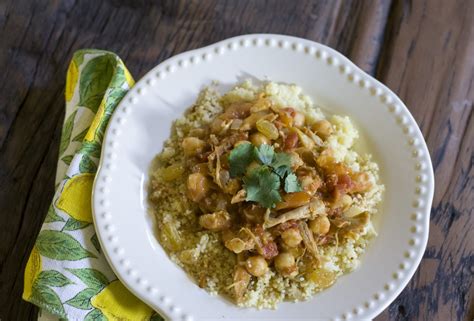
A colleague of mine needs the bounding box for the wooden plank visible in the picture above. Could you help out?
[374,0,474,320]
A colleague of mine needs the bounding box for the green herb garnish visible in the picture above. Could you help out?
[255,144,274,165]
[228,143,302,208]
[284,173,302,193]
[271,152,292,179]
[229,143,256,177]
[243,166,282,208]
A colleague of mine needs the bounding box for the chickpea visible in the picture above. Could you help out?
[286,245,305,259]
[293,111,306,127]
[245,255,268,277]
[281,228,303,248]
[182,137,206,156]
[309,215,331,235]
[187,173,210,202]
[199,210,231,231]
[311,120,333,139]
[274,252,298,277]
[250,132,270,146]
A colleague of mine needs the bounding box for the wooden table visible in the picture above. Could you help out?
[1,0,472,320]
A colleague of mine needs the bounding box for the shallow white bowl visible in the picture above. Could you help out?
[93,34,434,321]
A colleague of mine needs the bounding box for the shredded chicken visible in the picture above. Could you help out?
[298,221,319,259]
[303,127,324,146]
[263,199,326,229]
[231,189,246,204]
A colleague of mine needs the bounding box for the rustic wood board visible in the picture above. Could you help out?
[0,0,472,320]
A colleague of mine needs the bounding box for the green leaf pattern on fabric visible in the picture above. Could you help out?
[37,230,96,261]
[59,110,77,156]
[84,308,107,321]
[96,88,127,143]
[72,127,89,142]
[79,55,115,112]
[63,217,91,231]
[60,155,74,166]
[22,50,161,320]
[81,140,101,158]
[79,155,98,173]
[66,268,109,291]
[108,66,126,89]
[31,282,66,318]
[37,270,74,287]
[65,288,99,310]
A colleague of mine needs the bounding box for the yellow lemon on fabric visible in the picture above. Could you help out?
[65,60,79,102]
[124,67,135,87]
[91,280,153,321]
[56,173,94,223]
[84,99,105,142]
[22,246,42,300]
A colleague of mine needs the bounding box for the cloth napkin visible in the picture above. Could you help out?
[23,50,164,321]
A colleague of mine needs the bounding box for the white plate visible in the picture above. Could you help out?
[92,34,434,321]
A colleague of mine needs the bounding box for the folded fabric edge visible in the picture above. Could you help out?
[20,49,166,321]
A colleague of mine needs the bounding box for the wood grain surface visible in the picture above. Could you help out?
[0,0,472,320]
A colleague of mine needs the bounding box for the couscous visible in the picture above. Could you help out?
[149,81,383,308]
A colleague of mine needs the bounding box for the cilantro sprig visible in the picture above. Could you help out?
[228,143,302,208]
[228,143,255,177]
[244,167,282,208]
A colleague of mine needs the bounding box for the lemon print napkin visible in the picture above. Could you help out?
[23,50,163,321]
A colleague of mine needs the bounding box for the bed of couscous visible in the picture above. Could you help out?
[149,81,383,309]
